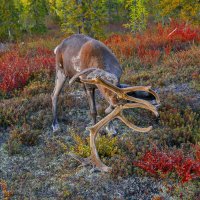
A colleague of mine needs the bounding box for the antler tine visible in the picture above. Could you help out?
[87,106,122,172]
[81,77,157,110]
[117,113,152,132]
[122,86,160,104]
[122,86,151,92]
[122,103,159,117]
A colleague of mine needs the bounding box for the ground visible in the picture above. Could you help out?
[0,81,199,199]
[0,28,200,199]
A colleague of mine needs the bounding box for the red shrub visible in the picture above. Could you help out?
[104,20,200,64]
[167,20,200,43]
[137,46,161,65]
[0,47,54,92]
[30,47,55,71]
[0,51,29,92]
[133,146,200,183]
[104,34,136,59]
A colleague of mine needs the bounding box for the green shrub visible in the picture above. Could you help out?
[69,131,121,159]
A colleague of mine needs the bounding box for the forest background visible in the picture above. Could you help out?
[1,0,200,41]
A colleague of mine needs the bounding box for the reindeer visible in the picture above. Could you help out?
[52,34,159,135]
[52,34,121,133]
[52,34,160,171]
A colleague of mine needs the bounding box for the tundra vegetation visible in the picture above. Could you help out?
[0,0,200,199]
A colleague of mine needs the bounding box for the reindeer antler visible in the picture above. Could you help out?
[81,77,160,109]
[69,76,160,172]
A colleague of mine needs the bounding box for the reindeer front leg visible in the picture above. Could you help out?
[52,70,66,132]
[83,84,97,124]
[99,86,118,136]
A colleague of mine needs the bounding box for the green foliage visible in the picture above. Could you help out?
[0,0,48,40]
[47,0,58,17]
[105,0,127,23]
[21,0,48,33]
[0,0,21,41]
[70,132,121,158]
[70,132,91,158]
[125,0,149,32]
[160,96,200,144]
[158,0,200,24]
[55,0,107,38]
[1,0,200,41]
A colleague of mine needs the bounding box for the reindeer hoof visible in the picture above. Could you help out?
[52,124,60,132]
[105,125,117,137]
[100,166,112,172]
[90,166,111,173]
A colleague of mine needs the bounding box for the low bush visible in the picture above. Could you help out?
[0,94,51,128]
[163,45,200,69]
[0,47,54,93]
[121,45,200,88]
[6,124,41,155]
[104,20,200,66]
[70,132,121,159]
[133,145,200,183]
[0,179,13,199]
[159,93,200,144]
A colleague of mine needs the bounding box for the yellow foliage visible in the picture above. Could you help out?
[70,131,121,158]
[20,0,29,5]
[0,179,13,200]
[158,0,200,24]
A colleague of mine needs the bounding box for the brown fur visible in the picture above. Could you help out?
[55,34,122,80]
[80,41,104,70]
